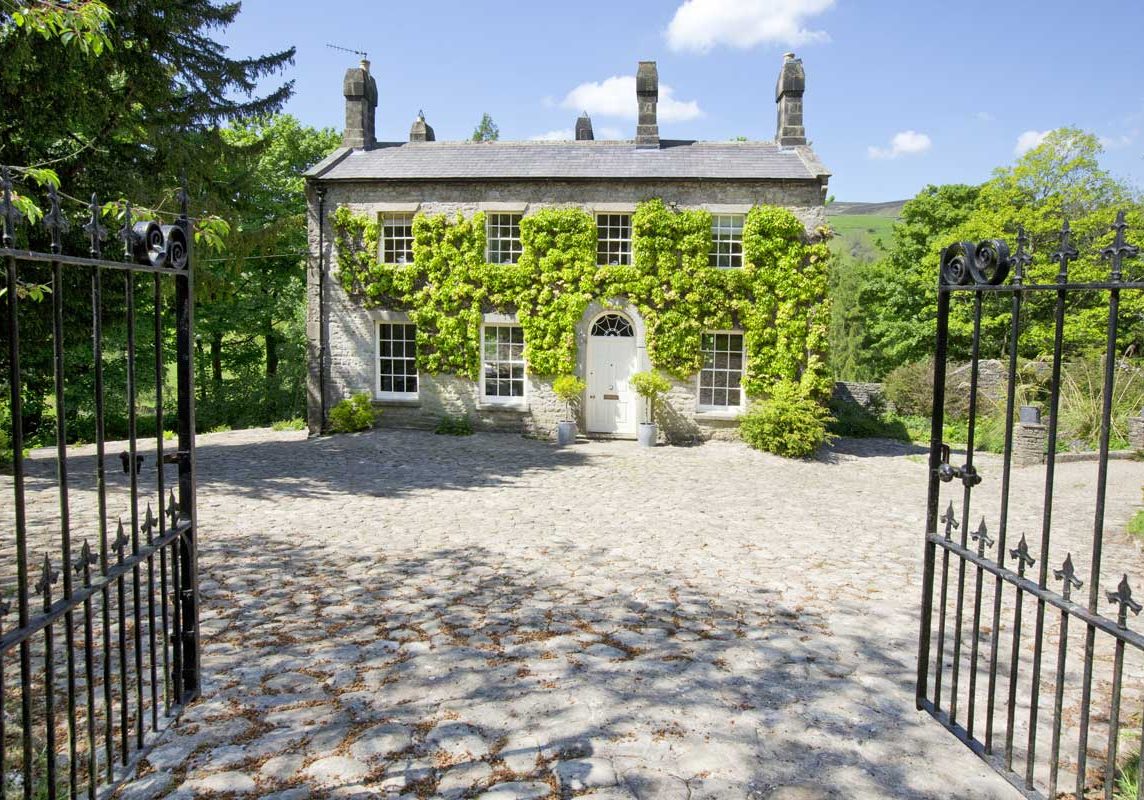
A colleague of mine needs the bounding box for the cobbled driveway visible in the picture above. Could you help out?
[21,428,1144,799]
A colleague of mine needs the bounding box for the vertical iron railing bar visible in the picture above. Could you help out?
[1077,236,1127,799]
[123,266,145,752]
[1026,221,1077,789]
[1004,537,1034,770]
[78,542,97,800]
[1103,578,1139,800]
[90,242,114,783]
[917,279,951,710]
[950,291,985,727]
[47,187,81,798]
[153,273,171,716]
[40,557,58,800]
[174,190,200,701]
[144,504,157,731]
[4,192,36,799]
[1048,555,1082,799]
[985,231,1027,753]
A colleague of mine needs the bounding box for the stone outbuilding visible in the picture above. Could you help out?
[305,54,831,440]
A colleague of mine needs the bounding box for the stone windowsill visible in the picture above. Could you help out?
[477,402,529,414]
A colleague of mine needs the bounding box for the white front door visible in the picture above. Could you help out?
[586,315,638,435]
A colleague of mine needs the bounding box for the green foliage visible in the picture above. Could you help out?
[435,415,473,436]
[472,113,500,142]
[630,370,672,424]
[271,417,306,431]
[854,131,1144,378]
[328,393,375,433]
[739,380,835,458]
[332,200,831,404]
[552,374,586,420]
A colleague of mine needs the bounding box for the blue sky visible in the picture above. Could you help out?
[221,0,1144,201]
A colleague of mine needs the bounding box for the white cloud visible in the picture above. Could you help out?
[559,75,702,122]
[867,130,932,160]
[1100,129,1139,150]
[530,129,574,141]
[666,0,834,53]
[1014,130,1050,156]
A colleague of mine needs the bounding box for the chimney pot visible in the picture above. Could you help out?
[635,61,659,149]
[775,54,806,147]
[575,112,594,141]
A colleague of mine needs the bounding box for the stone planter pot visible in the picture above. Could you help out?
[637,422,658,448]
[556,421,577,446]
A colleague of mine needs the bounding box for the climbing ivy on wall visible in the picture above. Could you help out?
[330,200,831,399]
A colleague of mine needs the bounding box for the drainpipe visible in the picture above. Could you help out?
[316,184,328,433]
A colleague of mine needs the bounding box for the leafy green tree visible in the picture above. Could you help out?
[853,129,1143,377]
[472,113,499,142]
[192,115,339,426]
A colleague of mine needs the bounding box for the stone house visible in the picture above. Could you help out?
[305,55,830,441]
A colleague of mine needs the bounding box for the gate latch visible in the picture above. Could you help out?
[937,443,981,487]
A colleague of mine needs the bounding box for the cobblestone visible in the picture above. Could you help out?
[8,427,1144,798]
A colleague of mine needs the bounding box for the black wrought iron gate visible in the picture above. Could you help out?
[917,214,1143,798]
[1,168,200,799]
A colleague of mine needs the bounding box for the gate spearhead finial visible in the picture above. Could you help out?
[73,540,97,578]
[118,201,136,259]
[112,518,130,557]
[84,193,107,258]
[35,554,59,594]
[1052,220,1079,283]
[1107,574,1142,628]
[971,517,994,553]
[43,184,68,254]
[1053,553,1083,601]
[0,165,18,248]
[1101,210,1138,282]
[1009,534,1035,576]
[1012,225,1032,285]
[940,501,959,539]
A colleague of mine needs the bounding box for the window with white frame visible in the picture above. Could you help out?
[376,322,418,397]
[482,325,525,401]
[486,213,522,264]
[381,213,415,264]
[596,213,632,266]
[709,214,744,269]
[698,332,744,409]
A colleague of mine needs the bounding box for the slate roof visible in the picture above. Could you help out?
[305,140,829,182]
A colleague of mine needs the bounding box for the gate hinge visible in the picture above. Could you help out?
[937,443,982,487]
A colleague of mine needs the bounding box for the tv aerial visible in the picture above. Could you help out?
[326,43,368,60]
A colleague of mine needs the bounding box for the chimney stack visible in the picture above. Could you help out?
[575,112,594,141]
[775,53,806,146]
[635,61,659,149]
[409,110,435,142]
[343,59,378,150]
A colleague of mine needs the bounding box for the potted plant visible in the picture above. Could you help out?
[630,370,671,447]
[552,375,586,445]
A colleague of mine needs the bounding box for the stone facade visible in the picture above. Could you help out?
[306,56,830,441]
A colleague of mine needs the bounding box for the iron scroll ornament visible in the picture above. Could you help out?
[126,219,189,269]
[940,239,1012,287]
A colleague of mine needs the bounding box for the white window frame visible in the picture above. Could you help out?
[375,321,419,401]
[486,213,523,264]
[709,214,744,269]
[380,212,415,265]
[697,330,746,412]
[596,213,632,266]
[480,324,527,407]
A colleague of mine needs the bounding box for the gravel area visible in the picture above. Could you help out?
[6,427,1143,799]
